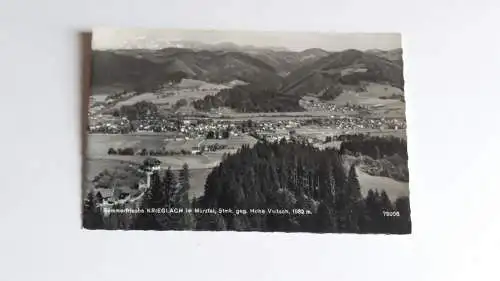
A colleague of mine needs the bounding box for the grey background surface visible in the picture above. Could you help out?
[1,0,500,280]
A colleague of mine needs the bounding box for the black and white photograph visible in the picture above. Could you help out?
[83,28,411,234]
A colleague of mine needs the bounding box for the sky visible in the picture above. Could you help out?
[92,28,401,51]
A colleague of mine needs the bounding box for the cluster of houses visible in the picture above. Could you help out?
[92,157,190,217]
[300,99,369,114]
[88,115,131,134]
[88,111,406,146]
[92,158,162,209]
[325,117,406,131]
[249,117,405,138]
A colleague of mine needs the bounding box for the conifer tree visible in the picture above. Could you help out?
[133,188,160,230]
[163,167,177,205]
[346,165,362,202]
[363,189,378,232]
[149,171,164,208]
[179,163,191,192]
[380,190,395,233]
[82,192,104,229]
[395,196,412,234]
[95,192,103,204]
[315,201,336,233]
[344,164,362,232]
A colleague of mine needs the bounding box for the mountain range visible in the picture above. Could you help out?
[92,48,284,92]
[91,44,332,91]
[91,42,404,112]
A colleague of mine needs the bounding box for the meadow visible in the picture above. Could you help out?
[112,79,230,109]
[357,168,409,201]
[86,133,258,196]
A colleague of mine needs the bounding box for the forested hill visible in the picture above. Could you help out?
[280,49,404,98]
[91,49,284,92]
[192,83,304,113]
[197,141,411,233]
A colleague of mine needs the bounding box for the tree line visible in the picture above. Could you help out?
[116,101,160,121]
[107,147,194,156]
[107,143,228,157]
[338,134,408,160]
[192,84,304,113]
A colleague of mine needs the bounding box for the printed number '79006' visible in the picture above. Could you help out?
[383,211,400,217]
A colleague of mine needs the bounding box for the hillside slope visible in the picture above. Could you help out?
[91,48,284,93]
[280,49,404,99]
[365,48,403,66]
[244,48,330,75]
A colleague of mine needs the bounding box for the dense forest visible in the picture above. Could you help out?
[338,134,408,160]
[338,134,409,182]
[117,101,160,120]
[193,84,304,113]
[83,140,411,234]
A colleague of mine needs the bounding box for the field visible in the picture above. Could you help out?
[113,89,217,108]
[293,126,407,140]
[88,134,170,157]
[86,133,258,196]
[294,127,341,139]
[364,129,407,139]
[357,168,409,201]
[332,82,403,103]
[87,133,207,155]
[87,133,258,169]
[88,134,258,155]
[313,141,343,150]
[201,135,258,149]
[109,79,230,109]
[91,95,108,103]
[328,82,406,118]
[212,111,355,121]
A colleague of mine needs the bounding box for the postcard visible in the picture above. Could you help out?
[83,28,411,234]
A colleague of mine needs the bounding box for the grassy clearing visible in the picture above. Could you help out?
[87,134,257,169]
[294,127,342,139]
[333,83,403,104]
[113,89,220,108]
[88,155,220,170]
[110,79,231,109]
[87,134,205,155]
[357,168,409,201]
[90,95,109,103]
[201,135,258,149]
[87,134,168,157]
